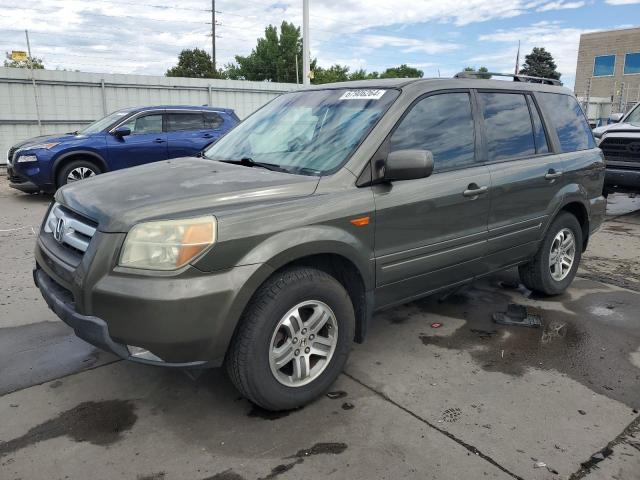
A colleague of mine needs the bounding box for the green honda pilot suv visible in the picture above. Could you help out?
[34,74,606,410]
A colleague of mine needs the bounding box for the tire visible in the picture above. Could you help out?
[519,212,583,296]
[225,266,355,411]
[56,159,101,188]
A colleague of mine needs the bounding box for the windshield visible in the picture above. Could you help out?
[626,103,640,125]
[79,109,134,134]
[203,88,399,175]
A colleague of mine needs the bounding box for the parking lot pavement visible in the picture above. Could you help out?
[1,176,639,480]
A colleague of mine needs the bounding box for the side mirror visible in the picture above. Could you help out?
[384,149,434,182]
[608,113,624,124]
[113,126,131,137]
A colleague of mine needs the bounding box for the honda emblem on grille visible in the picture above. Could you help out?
[54,217,66,243]
[627,142,640,154]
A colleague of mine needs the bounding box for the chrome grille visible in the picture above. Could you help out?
[43,203,97,254]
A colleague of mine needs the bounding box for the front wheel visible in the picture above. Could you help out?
[519,212,583,295]
[225,267,355,411]
[56,159,101,188]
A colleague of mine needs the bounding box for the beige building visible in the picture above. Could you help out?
[574,27,640,123]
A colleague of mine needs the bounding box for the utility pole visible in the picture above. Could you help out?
[302,0,310,85]
[211,0,216,71]
[514,40,520,75]
[25,30,42,135]
[295,54,300,85]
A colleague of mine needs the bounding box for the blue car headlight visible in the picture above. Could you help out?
[16,154,38,163]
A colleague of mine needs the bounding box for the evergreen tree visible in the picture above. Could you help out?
[519,47,561,80]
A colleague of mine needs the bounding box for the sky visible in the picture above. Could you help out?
[1,0,640,89]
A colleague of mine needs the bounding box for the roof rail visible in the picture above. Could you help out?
[454,71,563,86]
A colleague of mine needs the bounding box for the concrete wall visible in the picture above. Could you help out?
[574,27,640,108]
[0,67,297,165]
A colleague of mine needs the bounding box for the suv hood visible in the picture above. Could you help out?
[593,122,640,137]
[56,157,320,232]
[14,132,94,151]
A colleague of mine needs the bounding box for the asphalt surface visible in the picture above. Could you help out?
[1,175,639,480]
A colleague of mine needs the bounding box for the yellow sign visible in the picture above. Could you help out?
[11,50,28,61]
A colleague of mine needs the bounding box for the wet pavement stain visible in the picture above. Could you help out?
[410,277,640,407]
[247,405,297,421]
[0,400,137,458]
[252,442,348,480]
[137,473,166,480]
[202,471,246,480]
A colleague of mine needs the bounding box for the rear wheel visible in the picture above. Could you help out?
[56,159,101,188]
[225,266,355,411]
[519,212,583,295]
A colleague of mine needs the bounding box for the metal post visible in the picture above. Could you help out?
[619,82,625,113]
[295,54,299,85]
[25,30,42,135]
[302,0,310,85]
[208,84,213,106]
[100,78,107,115]
[211,0,216,71]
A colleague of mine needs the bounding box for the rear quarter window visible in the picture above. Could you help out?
[537,93,595,152]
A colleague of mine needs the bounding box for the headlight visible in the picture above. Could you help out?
[119,216,216,270]
[24,142,60,150]
[17,155,38,163]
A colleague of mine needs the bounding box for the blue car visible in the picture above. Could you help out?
[6,105,239,193]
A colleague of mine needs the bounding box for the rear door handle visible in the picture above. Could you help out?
[203,133,214,138]
[154,138,166,143]
[545,169,563,180]
[463,185,489,197]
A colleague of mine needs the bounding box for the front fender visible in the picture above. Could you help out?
[238,225,375,291]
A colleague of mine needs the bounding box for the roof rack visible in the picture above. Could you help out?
[454,71,563,86]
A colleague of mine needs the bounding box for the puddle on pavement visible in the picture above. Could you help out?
[0,400,137,458]
[399,276,640,407]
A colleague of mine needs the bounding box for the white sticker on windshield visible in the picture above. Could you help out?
[339,89,387,100]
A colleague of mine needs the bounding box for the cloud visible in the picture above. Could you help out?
[359,35,461,55]
[605,0,640,4]
[536,1,587,11]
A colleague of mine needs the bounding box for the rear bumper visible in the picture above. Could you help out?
[34,268,211,368]
[604,168,640,193]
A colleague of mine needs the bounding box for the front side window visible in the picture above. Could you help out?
[624,52,640,75]
[390,92,475,172]
[204,88,399,175]
[166,113,204,132]
[537,93,595,152]
[593,55,616,76]
[121,114,163,135]
[479,92,536,161]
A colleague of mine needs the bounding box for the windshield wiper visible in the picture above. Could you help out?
[218,157,285,172]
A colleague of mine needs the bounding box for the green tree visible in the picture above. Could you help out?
[380,64,423,78]
[348,68,379,81]
[166,48,225,79]
[313,64,350,84]
[462,66,491,79]
[4,53,44,69]
[227,22,303,83]
[519,47,561,80]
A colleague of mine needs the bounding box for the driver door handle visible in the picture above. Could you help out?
[545,169,563,180]
[154,138,166,143]
[463,185,489,197]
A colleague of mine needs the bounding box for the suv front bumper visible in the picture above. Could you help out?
[34,267,213,368]
[604,167,640,194]
[35,235,268,368]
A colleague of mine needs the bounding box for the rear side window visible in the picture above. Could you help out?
[390,92,475,172]
[204,112,224,129]
[537,93,595,152]
[479,93,536,161]
[166,113,204,132]
[527,96,549,154]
